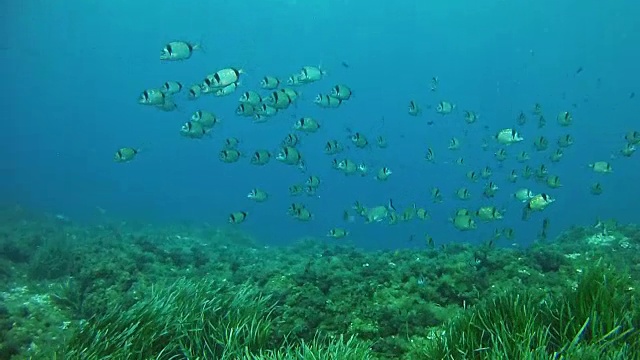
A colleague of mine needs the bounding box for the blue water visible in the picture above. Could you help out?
[2,0,639,249]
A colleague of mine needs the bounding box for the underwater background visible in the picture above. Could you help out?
[2,0,639,248]
[1,0,640,359]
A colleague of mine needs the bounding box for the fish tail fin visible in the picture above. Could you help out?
[194,33,207,53]
[319,63,328,77]
[387,199,396,212]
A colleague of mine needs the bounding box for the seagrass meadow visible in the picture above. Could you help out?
[1,206,639,360]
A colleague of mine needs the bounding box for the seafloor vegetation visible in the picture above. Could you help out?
[0,205,639,359]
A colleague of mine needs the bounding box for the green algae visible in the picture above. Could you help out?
[59,279,275,359]
[0,207,639,359]
[411,263,640,359]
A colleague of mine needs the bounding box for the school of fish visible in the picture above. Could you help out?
[115,40,637,244]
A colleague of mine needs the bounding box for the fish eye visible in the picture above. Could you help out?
[166,44,173,54]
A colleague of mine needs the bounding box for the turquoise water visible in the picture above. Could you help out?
[2,0,638,249]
